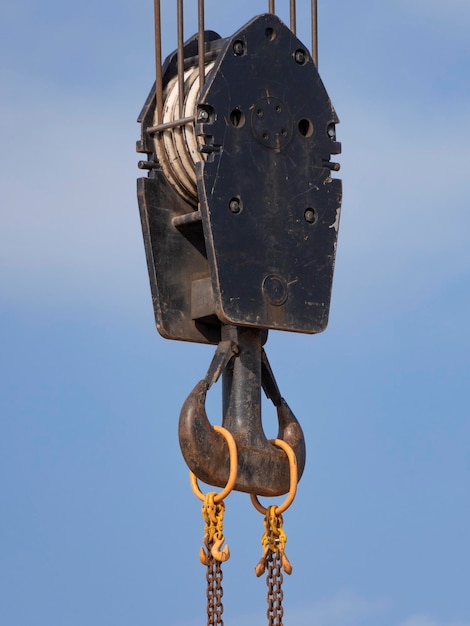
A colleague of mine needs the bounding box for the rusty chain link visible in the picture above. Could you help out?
[251,439,298,626]
[266,549,284,626]
[205,545,224,625]
[255,506,292,626]
[190,426,237,626]
[199,493,229,625]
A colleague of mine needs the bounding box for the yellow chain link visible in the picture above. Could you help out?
[190,425,238,569]
[202,492,225,543]
[251,439,298,581]
[261,505,287,553]
[200,491,230,564]
[255,504,292,577]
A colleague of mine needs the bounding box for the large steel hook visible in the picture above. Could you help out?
[178,327,306,497]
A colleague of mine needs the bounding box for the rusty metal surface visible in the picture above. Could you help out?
[266,550,285,625]
[178,328,306,497]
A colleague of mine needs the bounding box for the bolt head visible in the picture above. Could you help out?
[304,208,318,224]
[229,198,241,214]
[294,49,306,64]
[233,40,245,56]
[198,109,209,122]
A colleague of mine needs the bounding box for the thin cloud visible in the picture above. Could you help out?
[201,591,389,626]
[395,0,470,28]
[284,590,388,626]
[172,598,470,626]
[399,615,470,626]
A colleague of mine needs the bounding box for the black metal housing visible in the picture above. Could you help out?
[137,32,224,345]
[137,13,342,343]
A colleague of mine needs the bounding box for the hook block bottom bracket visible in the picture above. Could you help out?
[137,13,342,344]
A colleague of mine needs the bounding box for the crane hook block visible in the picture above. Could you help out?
[137,14,342,344]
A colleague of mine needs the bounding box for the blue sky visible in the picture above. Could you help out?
[1,1,469,625]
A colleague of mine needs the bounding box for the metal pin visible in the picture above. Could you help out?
[183,49,218,70]
[153,0,163,125]
[147,115,196,135]
[172,210,203,228]
[322,160,341,172]
[138,160,159,170]
[269,0,275,15]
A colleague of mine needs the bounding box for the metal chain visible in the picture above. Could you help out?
[191,428,237,626]
[266,549,284,626]
[255,505,292,626]
[205,547,224,626]
[200,493,229,626]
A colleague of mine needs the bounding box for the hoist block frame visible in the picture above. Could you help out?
[137,14,342,343]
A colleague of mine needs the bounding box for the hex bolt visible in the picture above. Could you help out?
[294,49,306,64]
[304,208,318,224]
[229,198,242,214]
[198,109,209,122]
[233,40,245,56]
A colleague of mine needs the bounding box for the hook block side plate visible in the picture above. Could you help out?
[196,14,342,334]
